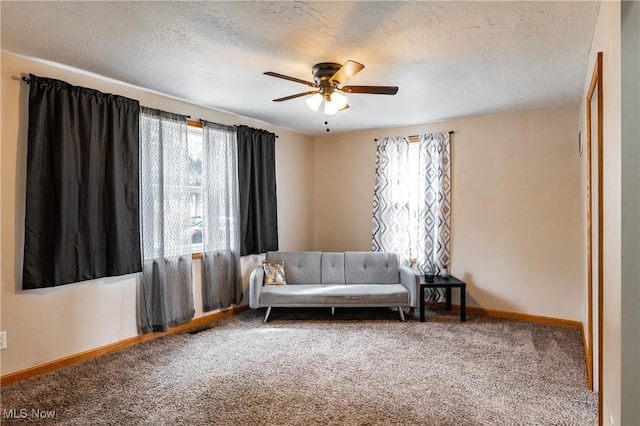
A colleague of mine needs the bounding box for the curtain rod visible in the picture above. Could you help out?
[374,130,454,142]
[21,76,283,138]
[197,120,278,138]
[232,123,279,138]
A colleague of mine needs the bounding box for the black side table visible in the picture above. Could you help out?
[419,276,466,322]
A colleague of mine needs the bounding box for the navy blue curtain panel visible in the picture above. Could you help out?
[236,125,278,256]
[22,74,142,289]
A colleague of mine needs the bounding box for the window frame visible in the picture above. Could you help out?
[408,138,420,263]
[187,119,204,259]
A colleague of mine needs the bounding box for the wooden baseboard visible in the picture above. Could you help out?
[427,302,590,388]
[426,302,583,329]
[0,304,249,386]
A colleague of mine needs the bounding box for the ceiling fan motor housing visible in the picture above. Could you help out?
[312,63,342,97]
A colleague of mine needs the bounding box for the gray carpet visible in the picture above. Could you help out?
[1,308,597,425]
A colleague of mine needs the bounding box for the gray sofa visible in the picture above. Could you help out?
[249,251,418,322]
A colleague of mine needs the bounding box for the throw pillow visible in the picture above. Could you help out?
[262,261,287,285]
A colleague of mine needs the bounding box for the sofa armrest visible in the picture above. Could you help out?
[249,266,265,309]
[400,266,419,308]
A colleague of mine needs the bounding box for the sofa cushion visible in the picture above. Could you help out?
[344,252,400,284]
[321,252,345,284]
[266,251,322,284]
[262,261,287,285]
[260,284,409,306]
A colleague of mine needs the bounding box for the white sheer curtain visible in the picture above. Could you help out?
[201,122,242,312]
[139,107,194,333]
[372,136,412,266]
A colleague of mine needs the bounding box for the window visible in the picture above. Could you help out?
[187,121,204,252]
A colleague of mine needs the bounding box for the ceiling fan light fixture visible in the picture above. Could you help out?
[330,92,348,109]
[323,99,340,115]
[305,93,323,112]
[323,92,349,115]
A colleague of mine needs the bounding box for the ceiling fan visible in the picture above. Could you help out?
[264,60,398,115]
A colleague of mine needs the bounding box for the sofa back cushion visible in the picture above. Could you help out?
[321,252,345,284]
[266,251,322,284]
[344,252,400,284]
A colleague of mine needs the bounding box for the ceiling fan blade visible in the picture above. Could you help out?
[330,60,365,85]
[272,91,318,102]
[340,85,399,95]
[264,72,317,88]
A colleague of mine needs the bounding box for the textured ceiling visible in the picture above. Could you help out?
[1,1,599,135]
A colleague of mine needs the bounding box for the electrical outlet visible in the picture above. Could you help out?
[0,331,6,350]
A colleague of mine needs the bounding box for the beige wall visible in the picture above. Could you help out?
[313,105,583,322]
[0,52,314,375]
[579,1,623,424]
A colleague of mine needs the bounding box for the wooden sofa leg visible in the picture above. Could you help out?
[263,307,272,323]
[398,307,406,322]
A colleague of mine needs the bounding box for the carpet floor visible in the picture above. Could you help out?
[1,307,597,425]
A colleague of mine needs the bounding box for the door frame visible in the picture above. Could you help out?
[586,51,603,423]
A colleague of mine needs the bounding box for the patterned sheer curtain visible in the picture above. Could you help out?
[372,132,451,302]
[139,107,194,333]
[415,132,451,274]
[201,122,242,312]
[372,137,412,266]
[416,132,452,301]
